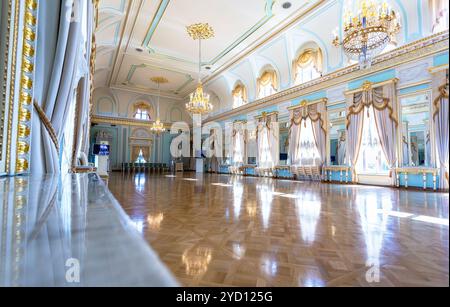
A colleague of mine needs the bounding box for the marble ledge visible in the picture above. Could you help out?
[0,173,179,287]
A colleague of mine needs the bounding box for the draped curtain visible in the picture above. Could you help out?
[346,81,398,183]
[256,70,278,98]
[288,101,327,166]
[209,129,220,172]
[256,113,279,168]
[292,48,323,81]
[232,122,247,164]
[131,146,141,162]
[429,0,449,32]
[432,69,449,189]
[142,146,150,162]
[31,0,86,174]
[232,84,247,108]
[346,93,364,182]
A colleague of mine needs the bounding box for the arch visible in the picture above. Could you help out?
[292,41,323,85]
[256,65,279,99]
[231,80,248,109]
[170,107,183,122]
[126,96,155,119]
[97,96,115,115]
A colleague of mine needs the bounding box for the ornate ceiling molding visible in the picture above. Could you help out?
[205,31,449,124]
[92,115,172,129]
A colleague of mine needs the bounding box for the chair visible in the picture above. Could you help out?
[304,166,313,180]
[312,166,322,181]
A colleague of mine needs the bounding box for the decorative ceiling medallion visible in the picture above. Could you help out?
[186,23,215,40]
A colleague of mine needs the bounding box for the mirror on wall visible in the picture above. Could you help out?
[328,109,347,165]
[279,120,289,165]
[400,92,432,167]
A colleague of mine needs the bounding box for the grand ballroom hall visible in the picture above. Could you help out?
[0,0,448,289]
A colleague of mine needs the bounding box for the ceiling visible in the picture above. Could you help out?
[94,0,322,100]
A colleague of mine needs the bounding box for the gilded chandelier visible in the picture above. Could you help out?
[150,76,168,135]
[185,23,214,115]
[332,0,401,68]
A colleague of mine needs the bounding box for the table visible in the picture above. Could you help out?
[322,165,352,183]
[394,167,438,190]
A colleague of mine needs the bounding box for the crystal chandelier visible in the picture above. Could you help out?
[185,23,214,115]
[332,0,401,68]
[150,76,168,135]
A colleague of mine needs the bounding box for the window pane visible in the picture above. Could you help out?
[356,106,389,174]
[297,118,320,166]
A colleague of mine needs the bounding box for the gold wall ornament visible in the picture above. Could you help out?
[22,42,34,57]
[5,0,20,173]
[1,0,13,166]
[17,141,30,155]
[17,124,30,138]
[15,0,38,173]
[362,80,372,92]
[186,23,215,40]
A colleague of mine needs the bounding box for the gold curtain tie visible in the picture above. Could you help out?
[33,100,59,153]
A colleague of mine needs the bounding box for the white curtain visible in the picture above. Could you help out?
[232,126,246,165]
[432,69,449,189]
[31,0,87,174]
[373,84,398,183]
[288,119,301,165]
[346,81,398,183]
[288,102,326,166]
[346,93,364,182]
[256,114,279,168]
[311,102,327,166]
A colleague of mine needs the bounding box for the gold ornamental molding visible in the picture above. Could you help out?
[5,0,20,173]
[92,115,172,129]
[254,111,278,120]
[344,78,399,96]
[15,0,38,173]
[1,0,13,164]
[204,31,449,124]
[287,98,328,111]
[428,63,449,74]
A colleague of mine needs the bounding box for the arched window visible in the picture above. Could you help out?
[133,102,151,120]
[430,0,449,33]
[232,83,247,108]
[257,70,278,99]
[293,48,323,85]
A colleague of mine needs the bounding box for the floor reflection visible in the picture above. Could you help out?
[0,174,177,287]
[295,190,321,244]
[257,184,273,230]
[182,246,213,277]
[356,191,392,268]
[108,173,449,287]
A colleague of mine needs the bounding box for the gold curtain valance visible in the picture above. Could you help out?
[257,70,278,93]
[432,71,449,119]
[293,48,323,76]
[134,102,151,112]
[345,81,398,129]
[255,112,278,134]
[233,121,247,138]
[232,84,248,103]
[289,103,327,135]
